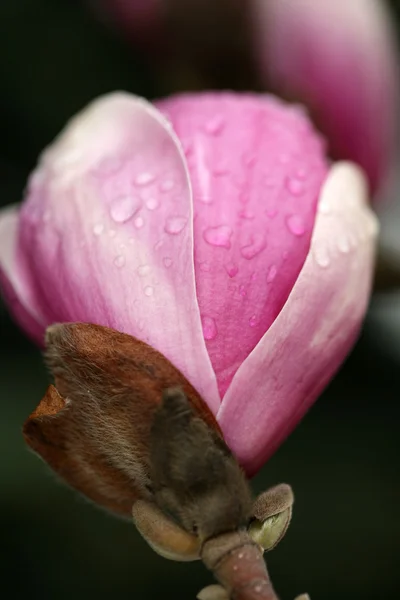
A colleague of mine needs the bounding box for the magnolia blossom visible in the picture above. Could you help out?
[0,92,377,474]
[95,0,398,194]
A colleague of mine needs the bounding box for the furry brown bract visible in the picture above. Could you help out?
[23,322,221,517]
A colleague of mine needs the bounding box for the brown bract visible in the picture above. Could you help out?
[23,322,220,517]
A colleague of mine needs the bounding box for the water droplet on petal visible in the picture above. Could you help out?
[242,152,257,167]
[203,225,232,249]
[314,246,331,268]
[160,179,175,192]
[134,171,154,186]
[212,162,230,176]
[238,553,244,559]
[241,234,266,259]
[110,195,141,223]
[286,177,305,196]
[238,209,255,220]
[319,199,331,215]
[163,256,173,268]
[144,285,154,297]
[164,216,188,234]
[203,115,225,136]
[267,265,277,283]
[286,214,306,236]
[137,264,151,276]
[146,197,159,210]
[201,316,218,341]
[199,261,211,272]
[249,315,258,327]
[198,194,213,204]
[225,263,238,278]
[134,216,145,229]
[114,255,125,268]
[93,223,104,236]
[239,285,247,297]
[337,235,351,253]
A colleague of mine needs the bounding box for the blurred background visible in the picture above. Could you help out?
[0,1,399,599]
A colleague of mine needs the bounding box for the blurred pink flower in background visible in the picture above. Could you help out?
[94,0,398,195]
[0,93,378,474]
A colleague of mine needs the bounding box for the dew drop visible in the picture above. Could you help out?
[238,553,244,560]
[110,195,140,223]
[286,214,306,236]
[183,140,193,156]
[203,115,225,136]
[241,234,266,259]
[254,585,263,594]
[160,179,175,192]
[164,216,188,235]
[314,246,331,268]
[239,285,247,297]
[337,235,351,254]
[134,171,154,186]
[225,263,238,278]
[286,177,305,196]
[249,315,258,327]
[93,223,104,236]
[146,197,159,210]
[163,256,173,268]
[114,255,125,268]
[137,264,151,277]
[199,261,211,272]
[238,209,255,220]
[144,285,154,297]
[203,225,232,249]
[233,565,238,572]
[198,194,213,204]
[134,216,145,229]
[201,316,218,341]
[242,152,257,167]
[319,199,331,214]
[212,162,230,176]
[267,265,277,283]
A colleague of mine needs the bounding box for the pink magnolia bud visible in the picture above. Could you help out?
[0,92,377,474]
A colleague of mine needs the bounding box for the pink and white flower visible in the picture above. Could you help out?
[0,92,378,474]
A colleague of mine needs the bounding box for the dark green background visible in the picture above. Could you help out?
[0,2,399,599]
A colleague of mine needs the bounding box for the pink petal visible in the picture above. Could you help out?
[15,94,219,411]
[0,205,46,344]
[252,0,398,193]
[156,93,328,397]
[217,163,378,475]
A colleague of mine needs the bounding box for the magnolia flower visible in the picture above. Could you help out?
[0,92,377,475]
[94,0,398,195]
